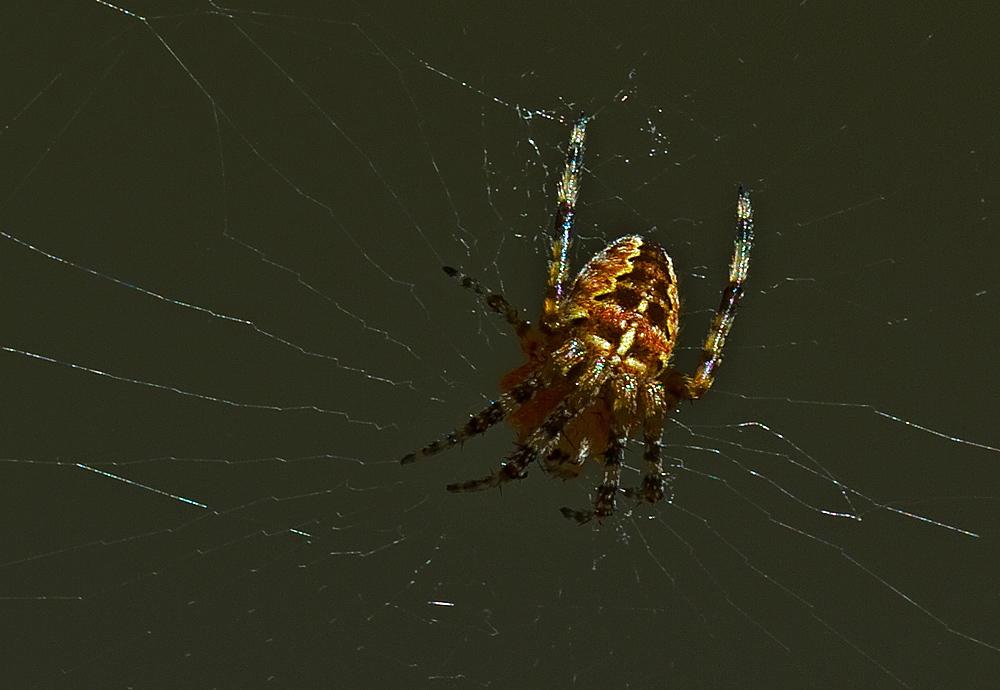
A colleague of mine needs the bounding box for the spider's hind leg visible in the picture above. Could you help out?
[686,186,753,398]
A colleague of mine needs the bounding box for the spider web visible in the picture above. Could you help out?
[2,2,998,688]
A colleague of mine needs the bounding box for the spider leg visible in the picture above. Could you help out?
[446,443,536,493]
[442,266,530,340]
[623,416,672,505]
[542,115,588,330]
[447,376,603,493]
[539,437,589,480]
[443,116,592,494]
[685,186,753,399]
[400,373,542,464]
[561,426,626,524]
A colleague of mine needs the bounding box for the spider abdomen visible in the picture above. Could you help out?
[566,236,680,373]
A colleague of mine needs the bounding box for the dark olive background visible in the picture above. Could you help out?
[1,2,998,689]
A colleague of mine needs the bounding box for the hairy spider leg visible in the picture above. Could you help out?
[447,366,608,493]
[542,116,588,330]
[561,426,627,523]
[404,117,592,473]
[686,186,754,398]
[441,266,531,340]
[622,414,672,503]
[399,373,543,464]
[445,442,537,493]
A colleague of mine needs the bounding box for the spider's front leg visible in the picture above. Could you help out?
[686,186,753,398]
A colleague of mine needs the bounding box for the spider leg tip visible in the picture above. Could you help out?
[560,506,594,524]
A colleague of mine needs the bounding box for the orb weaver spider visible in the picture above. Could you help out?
[402,116,753,523]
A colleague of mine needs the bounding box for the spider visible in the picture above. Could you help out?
[402,116,753,523]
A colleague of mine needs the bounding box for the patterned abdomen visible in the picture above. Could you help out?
[566,236,679,372]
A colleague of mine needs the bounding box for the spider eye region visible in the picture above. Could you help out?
[567,236,679,370]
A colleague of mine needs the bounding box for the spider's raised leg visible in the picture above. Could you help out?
[442,266,531,340]
[685,186,753,399]
[561,426,627,524]
[400,373,543,464]
[541,116,588,329]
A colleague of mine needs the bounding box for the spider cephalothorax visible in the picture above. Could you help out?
[402,116,753,523]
